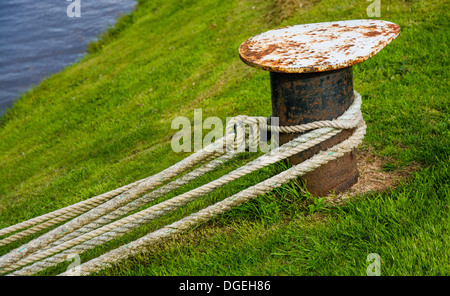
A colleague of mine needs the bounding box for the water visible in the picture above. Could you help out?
[0,0,136,116]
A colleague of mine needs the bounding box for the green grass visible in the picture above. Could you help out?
[0,0,448,276]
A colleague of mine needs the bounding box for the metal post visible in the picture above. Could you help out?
[239,19,400,196]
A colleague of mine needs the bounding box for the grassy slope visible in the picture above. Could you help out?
[0,0,448,275]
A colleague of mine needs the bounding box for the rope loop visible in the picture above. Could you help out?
[0,91,365,276]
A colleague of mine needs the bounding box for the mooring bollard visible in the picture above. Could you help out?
[239,19,400,196]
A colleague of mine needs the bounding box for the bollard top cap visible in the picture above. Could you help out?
[239,19,400,73]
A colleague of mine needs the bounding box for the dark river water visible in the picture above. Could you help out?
[0,0,136,116]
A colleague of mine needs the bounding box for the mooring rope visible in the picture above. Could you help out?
[0,92,365,276]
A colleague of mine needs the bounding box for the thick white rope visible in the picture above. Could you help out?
[59,123,366,276]
[0,141,235,243]
[8,152,241,275]
[0,179,146,240]
[0,92,365,276]
[0,139,228,266]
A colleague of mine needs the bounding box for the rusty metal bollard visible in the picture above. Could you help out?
[239,19,400,196]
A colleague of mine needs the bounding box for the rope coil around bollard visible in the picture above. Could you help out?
[0,91,366,276]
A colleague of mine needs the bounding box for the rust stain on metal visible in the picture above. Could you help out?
[362,30,382,37]
[239,19,401,73]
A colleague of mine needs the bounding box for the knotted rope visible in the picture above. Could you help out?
[0,91,366,276]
